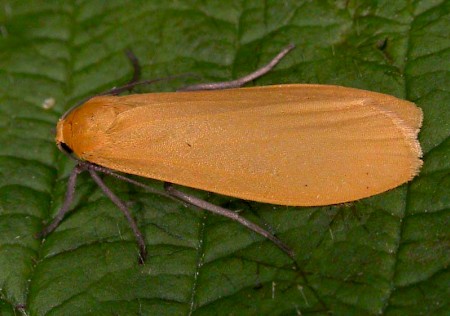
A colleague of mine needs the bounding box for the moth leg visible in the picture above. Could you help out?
[179,44,295,92]
[100,49,142,97]
[163,182,295,259]
[124,49,141,86]
[36,163,85,238]
[88,170,147,264]
[105,50,193,96]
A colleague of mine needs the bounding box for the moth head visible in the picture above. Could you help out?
[55,96,119,160]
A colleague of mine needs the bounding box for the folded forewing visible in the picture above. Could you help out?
[72,85,422,206]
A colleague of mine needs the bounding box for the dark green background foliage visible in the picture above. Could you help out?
[0,1,448,315]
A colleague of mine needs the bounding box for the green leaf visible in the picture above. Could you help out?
[0,1,448,315]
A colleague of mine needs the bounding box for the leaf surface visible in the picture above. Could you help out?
[0,1,448,315]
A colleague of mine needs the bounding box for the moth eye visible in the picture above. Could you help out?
[59,142,74,154]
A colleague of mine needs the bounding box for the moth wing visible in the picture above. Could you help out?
[73,85,422,206]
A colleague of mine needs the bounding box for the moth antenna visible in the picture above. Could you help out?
[179,43,295,91]
[60,73,195,120]
[163,182,295,259]
[88,164,295,260]
[85,163,173,200]
[48,45,299,263]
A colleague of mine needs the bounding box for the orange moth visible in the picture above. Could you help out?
[58,84,422,205]
[40,45,423,262]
